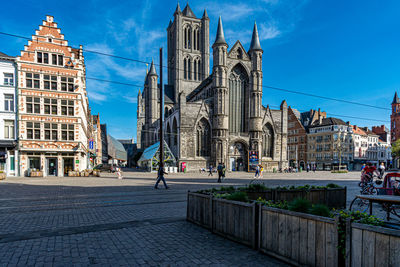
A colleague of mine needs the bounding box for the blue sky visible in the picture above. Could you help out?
[1,0,400,139]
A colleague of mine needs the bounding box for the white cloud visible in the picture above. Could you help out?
[123,96,137,104]
[259,22,281,40]
[206,2,255,22]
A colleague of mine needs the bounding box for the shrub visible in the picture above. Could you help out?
[219,186,235,192]
[288,198,312,213]
[224,191,249,202]
[247,183,268,191]
[326,183,341,188]
[310,204,331,217]
[257,198,288,209]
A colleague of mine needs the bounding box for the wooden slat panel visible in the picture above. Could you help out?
[315,221,326,267]
[375,233,389,267]
[285,215,292,258]
[290,215,300,262]
[278,213,286,256]
[307,219,316,266]
[351,228,363,267]
[325,222,338,267]
[298,217,308,265]
[389,236,400,266]
[264,210,272,250]
[271,211,279,253]
[362,229,375,267]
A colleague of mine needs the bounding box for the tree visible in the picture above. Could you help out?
[391,139,400,159]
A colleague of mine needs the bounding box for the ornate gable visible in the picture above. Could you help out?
[228,41,250,61]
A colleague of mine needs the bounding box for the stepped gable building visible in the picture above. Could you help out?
[137,4,288,172]
[17,15,90,176]
[391,92,400,143]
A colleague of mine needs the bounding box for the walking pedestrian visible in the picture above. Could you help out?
[208,165,213,177]
[312,164,316,172]
[307,164,310,173]
[255,165,260,178]
[217,163,223,183]
[259,165,264,178]
[222,163,226,180]
[117,167,123,179]
[154,166,169,189]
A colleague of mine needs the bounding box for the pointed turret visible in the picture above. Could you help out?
[149,60,157,76]
[168,19,172,28]
[202,9,209,19]
[249,22,262,51]
[182,3,196,18]
[174,2,181,15]
[393,92,400,104]
[213,17,227,46]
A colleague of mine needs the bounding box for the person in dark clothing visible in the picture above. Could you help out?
[222,163,226,180]
[154,166,169,189]
[208,165,213,177]
[217,163,223,183]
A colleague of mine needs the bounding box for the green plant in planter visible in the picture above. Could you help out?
[247,183,268,191]
[224,191,249,202]
[310,204,331,217]
[326,183,341,188]
[288,198,312,213]
[219,186,235,192]
[257,198,289,209]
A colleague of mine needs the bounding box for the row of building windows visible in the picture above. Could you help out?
[26,122,74,141]
[25,97,74,116]
[26,73,75,92]
[183,26,200,51]
[36,52,64,66]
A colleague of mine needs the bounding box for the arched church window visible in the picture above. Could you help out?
[262,123,274,157]
[197,60,201,80]
[196,118,211,157]
[193,29,197,50]
[184,58,187,80]
[193,59,197,81]
[184,27,187,49]
[229,64,248,133]
[188,58,192,80]
[196,29,200,51]
[188,28,192,49]
[166,123,171,147]
[173,117,178,146]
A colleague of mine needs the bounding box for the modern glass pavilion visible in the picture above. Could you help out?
[137,141,176,172]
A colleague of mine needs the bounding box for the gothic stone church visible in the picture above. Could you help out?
[137,4,288,172]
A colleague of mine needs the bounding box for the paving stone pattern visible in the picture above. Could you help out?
[0,171,365,266]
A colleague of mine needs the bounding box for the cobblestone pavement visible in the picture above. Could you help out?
[0,171,371,266]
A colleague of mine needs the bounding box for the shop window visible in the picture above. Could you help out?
[29,157,41,170]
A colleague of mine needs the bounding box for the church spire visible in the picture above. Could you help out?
[393,92,400,104]
[213,17,227,46]
[174,2,181,15]
[249,22,262,51]
[202,9,209,19]
[149,60,157,76]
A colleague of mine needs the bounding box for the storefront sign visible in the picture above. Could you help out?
[75,160,79,164]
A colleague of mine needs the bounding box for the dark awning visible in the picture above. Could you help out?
[0,140,16,148]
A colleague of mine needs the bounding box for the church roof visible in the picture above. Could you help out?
[182,3,196,18]
[202,9,209,19]
[214,17,227,46]
[187,75,213,101]
[174,3,181,14]
[249,22,262,51]
[393,92,400,104]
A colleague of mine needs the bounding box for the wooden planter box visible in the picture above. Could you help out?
[274,188,346,209]
[187,192,212,229]
[212,198,258,248]
[346,222,400,267]
[259,206,339,267]
[0,173,5,180]
[30,171,43,177]
[186,192,258,248]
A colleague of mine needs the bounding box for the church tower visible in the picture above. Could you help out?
[212,17,229,165]
[167,3,210,102]
[248,22,263,154]
[391,92,400,144]
[143,60,158,147]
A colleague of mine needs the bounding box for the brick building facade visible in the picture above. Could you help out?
[16,15,90,176]
[287,107,307,169]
